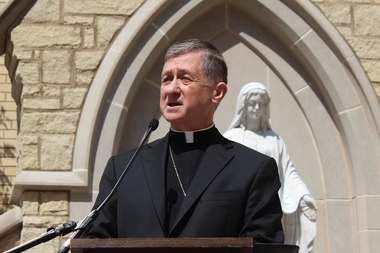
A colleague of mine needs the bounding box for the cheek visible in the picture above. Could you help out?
[160,87,167,99]
[193,88,212,103]
[159,89,166,106]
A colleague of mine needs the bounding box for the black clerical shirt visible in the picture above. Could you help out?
[166,125,217,233]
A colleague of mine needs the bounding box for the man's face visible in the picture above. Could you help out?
[160,51,218,131]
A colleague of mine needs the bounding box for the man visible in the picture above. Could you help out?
[81,39,284,243]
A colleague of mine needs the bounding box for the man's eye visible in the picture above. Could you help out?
[182,77,192,84]
[162,77,171,84]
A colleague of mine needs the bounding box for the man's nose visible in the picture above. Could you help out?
[168,78,180,92]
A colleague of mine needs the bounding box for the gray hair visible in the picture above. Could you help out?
[164,39,228,87]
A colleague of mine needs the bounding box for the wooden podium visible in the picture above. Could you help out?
[71,238,299,253]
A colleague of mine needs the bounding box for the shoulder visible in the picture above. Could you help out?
[112,135,168,161]
[219,132,273,163]
[223,127,243,139]
[229,140,271,160]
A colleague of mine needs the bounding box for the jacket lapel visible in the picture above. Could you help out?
[141,135,169,235]
[169,143,234,235]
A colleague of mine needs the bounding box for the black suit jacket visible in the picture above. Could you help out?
[82,129,284,243]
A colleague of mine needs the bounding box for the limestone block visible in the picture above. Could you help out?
[22,192,39,215]
[12,48,33,60]
[23,215,67,227]
[23,0,60,23]
[84,28,95,49]
[3,167,17,177]
[21,145,39,170]
[0,101,17,111]
[317,4,351,25]
[0,118,12,129]
[42,87,60,96]
[342,34,380,60]
[42,50,71,84]
[40,134,74,171]
[353,5,380,36]
[64,0,144,15]
[4,110,17,120]
[23,98,60,110]
[4,129,17,139]
[361,60,380,82]
[0,139,16,147]
[62,88,87,109]
[97,16,126,49]
[0,157,16,167]
[22,135,38,145]
[34,50,41,60]
[0,74,7,83]
[336,26,352,41]
[23,112,80,134]
[76,71,95,86]
[22,85,41,96]
[16,62,39,84]
[63,15,94,25]
[40,192,69,215]
[75,50,104,71]
[358,38,380,59]
[21,227,45,242]
[11,25,81,48]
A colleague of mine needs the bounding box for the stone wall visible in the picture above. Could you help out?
[0,0,379,252]
[0,0,17,215]
[312,0,380,98]
[1,0,144,252]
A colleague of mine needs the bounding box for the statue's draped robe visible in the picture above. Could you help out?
[224,128,316,253]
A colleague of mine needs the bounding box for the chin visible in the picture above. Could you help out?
[163,115,181,124]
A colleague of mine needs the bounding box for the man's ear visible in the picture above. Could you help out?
[212,82,228,104]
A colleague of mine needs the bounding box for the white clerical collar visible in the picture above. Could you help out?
[170,123,215,143]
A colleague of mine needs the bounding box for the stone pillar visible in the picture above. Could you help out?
[0,0,18,215]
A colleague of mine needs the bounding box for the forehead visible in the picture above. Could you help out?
[248,91,266,101]
[162,52,202,73]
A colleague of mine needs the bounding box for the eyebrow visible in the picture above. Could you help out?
[161,67,193,78]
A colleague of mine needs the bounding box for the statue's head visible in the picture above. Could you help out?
[229,82,271,131]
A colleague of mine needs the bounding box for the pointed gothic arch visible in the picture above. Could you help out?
[71,1,380,252]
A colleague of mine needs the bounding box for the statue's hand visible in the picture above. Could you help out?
[300,195,317,222]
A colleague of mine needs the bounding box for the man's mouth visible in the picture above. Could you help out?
[168,102,182,107]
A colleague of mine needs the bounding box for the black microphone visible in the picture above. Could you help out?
[149,118,159,131]
[58,119,159,253]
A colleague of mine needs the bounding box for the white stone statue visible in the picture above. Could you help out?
[224,82,317,253]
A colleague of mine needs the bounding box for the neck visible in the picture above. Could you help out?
[245,119,261,132]
[170,124,214,143]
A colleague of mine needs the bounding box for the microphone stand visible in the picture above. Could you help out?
[58,119,159,253]
[4,221,77,253]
